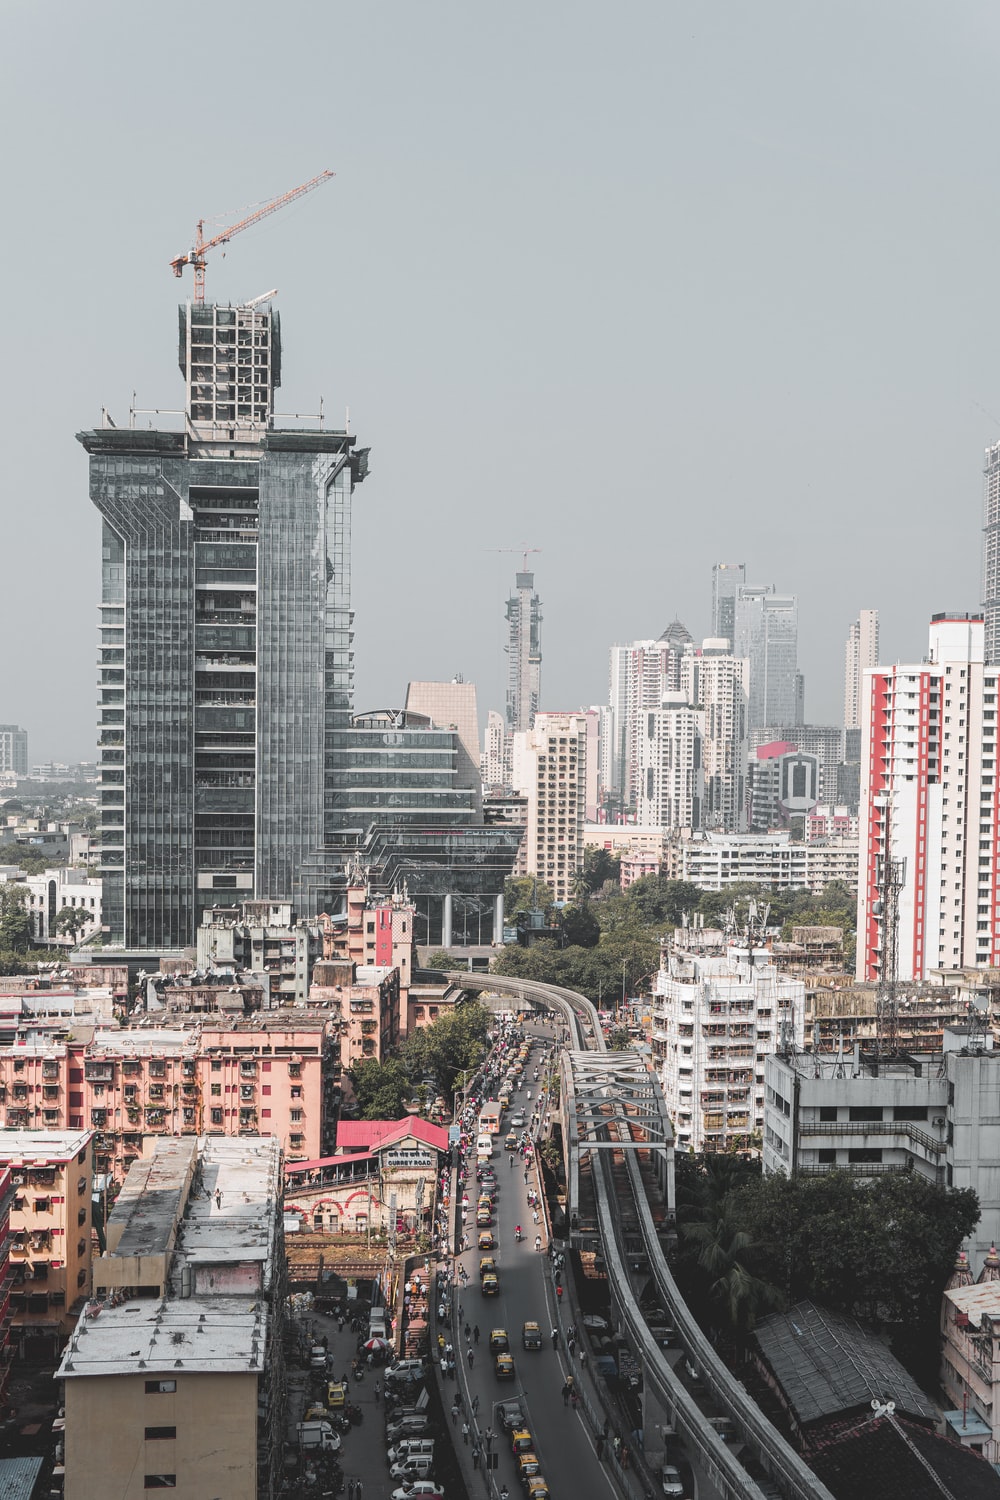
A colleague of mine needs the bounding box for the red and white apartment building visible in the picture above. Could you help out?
[858,613,1000,982]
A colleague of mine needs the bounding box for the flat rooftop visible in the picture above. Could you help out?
[58,1136,280,1381]
[0,1129,92,1163]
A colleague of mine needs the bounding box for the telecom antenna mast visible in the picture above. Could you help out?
[874,849,905,1059]
[170,170,334,304]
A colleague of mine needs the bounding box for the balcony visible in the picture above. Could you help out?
[84,1064,114,1084]
[799,1120,944,1155]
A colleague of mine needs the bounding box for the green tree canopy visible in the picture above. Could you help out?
[0,885,32,952]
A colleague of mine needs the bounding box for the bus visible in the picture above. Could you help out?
[479,1101,504,1136]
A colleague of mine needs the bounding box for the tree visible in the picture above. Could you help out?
[426,950,456,970]
[681,1193,784,1342]
[54,906,91,940]
[347,1057,412,1120]
[577,846,621,896]
[0,885,31,952]
[556,903,600,949]
[403,1000,492,1098]
[503,877,554,921]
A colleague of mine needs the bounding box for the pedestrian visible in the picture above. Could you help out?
[561,1382,570,1407]
[596,1435,605,1460]
[473,1324,480,1344]
[356,1482,364,1500]
[374,1379,381,1403]
[556,1285,563,1301]
[568,1337,576,1356]
[551,1328,559,1350]
[462,1421,470,1445]
[472,1393,480,1414]
[452,1404,459,1425]
[601,1418,610,1440]
[464,1321,471,1340]
[580,1350,588,1367]
[473,1446,481,1470]
[621,1445,629,1471]
[347,1481,355,1500]
[467,1347,474,1368]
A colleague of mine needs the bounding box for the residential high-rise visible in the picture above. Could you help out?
[511,711,587,902]
[680,642,749,832]
[83,301,368,949]
[482,709,511,789]
[635,694,703,831]
[0,725,27,776]
[608,624,691,811]
[505,569,542,732]
[844,609,879,730]
[857,612,999,982]
[733,587,800,728]
[711,562,745,646]
[984,442,1000,664]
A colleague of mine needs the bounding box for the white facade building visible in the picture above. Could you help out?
[636,693,703,831]
[680,645,749,832]
[512,711,588,903]
[857,613,1000,983]
[23,868,102,944]
[844,609,879,731]
[671,830,859,896]
[652,943,805,1153]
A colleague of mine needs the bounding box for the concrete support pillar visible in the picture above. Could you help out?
[442,893,453,950]
[494,892,505,942]
[641,1381,675,1471]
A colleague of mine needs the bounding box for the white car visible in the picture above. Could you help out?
[391,1486,443,1500]
[661,1465,684,1497]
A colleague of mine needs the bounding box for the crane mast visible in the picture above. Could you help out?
[170,170,334,303]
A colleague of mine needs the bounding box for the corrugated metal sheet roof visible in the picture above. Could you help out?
[0,1456,44,1500]
[754,1300,938,1428]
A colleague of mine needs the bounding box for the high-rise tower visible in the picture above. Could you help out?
[844,609,879,730]
[505,570,542,732]
[711,562,745,646]
[983,442,1000,664]
[733,587,800,729]
[84,301,369,948]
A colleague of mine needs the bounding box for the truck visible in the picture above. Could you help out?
[297,1420,342,1452]
[478,1101,503,1136]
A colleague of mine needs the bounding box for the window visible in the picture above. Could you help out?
[818,1149,836,1164]
[144,1476,177,1489]
[145,1380,176,1394]
[145,1426,177,1441]
[819,1106,838,1122]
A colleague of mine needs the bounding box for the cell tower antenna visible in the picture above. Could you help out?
[874,840,906,1060]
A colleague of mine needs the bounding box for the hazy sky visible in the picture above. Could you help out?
[3,2,1000,762]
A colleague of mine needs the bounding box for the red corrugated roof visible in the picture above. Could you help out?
[335,1117,449,1152]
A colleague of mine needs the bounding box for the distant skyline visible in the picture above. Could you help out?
[4,2,1000,760]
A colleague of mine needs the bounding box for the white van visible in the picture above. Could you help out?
[368,1308,389,1340]
[476,1133,494,1160]
[387,1438,435,1466]
[389,1455,436,1482]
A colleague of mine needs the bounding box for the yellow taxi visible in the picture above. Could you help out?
[525,1478,550,1500]
[521,1320,541,1350]
[482,1272,499,1296]
[489,1328,510,1352]
[479,1256,496,1280]
[517,1453,542,1486]
[326,1380,347,1409]
[476,1207,492,1228]
[478,1229,496,1251]
[495,1351,515,1380]
[511,1428,534,1456]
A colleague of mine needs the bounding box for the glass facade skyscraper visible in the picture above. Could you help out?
[84,303,368,949]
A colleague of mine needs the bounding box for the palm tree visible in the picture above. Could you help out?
[681,1190,783,1345]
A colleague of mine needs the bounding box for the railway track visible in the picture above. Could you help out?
[448,971,837,1500]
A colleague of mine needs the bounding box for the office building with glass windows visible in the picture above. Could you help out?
[84,302,515,951]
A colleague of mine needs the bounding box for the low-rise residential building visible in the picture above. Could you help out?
[309,961,399,1065]
[941,1263,1000,1462]
[196,900,322,1003]
[0,1015,337,1189]
[652,942,805,1153]
[763,1028,1000,1274]
[0,1130,94,1348]
[58,1135,285,1500]
[666,830,859,895]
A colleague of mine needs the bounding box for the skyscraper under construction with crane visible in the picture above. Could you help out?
[84,178,519,950]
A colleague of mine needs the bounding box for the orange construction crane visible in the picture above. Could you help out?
[170,170,335,304]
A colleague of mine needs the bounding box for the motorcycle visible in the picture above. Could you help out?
[345,1403,364,1426]
[515,1227,523,1242]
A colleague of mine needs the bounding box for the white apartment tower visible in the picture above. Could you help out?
[482,709,511,790]
[844,609,879,730]
[609,625,691,810]
[636,694,704,831]
[857,613,1000,983]
[984,442,1000,665]
[680,643,749,832]
[512,712,588,902]
[653,942,805,1153]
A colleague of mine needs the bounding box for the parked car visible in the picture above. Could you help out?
[391,1484,443,1500]
[386,1415,431,1442]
